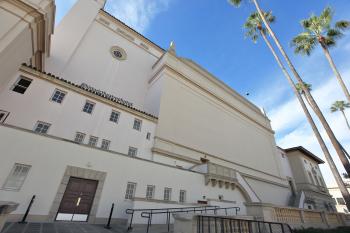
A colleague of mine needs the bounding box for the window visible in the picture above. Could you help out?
[12,76,32,94]
[34,121,51,134]
[109,110,120,123]
[74,132,85,143]
[164,188,172,201]
[2,164,31,191]
[101,139,110,150]
[0,110,10,123]
[146,185,155,199]
[133,119,142,131]
[146,132,151,140]
[308,172,315,185]
[88,136,98,147]
[128,147,137,157]
[125,182,136,199]
[218,195,224,200]
[51,89,66,103]
[83,101,95,114]
[337,198,346,205]
[179,190,186,203]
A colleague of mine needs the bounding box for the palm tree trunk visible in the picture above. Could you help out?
[320,43,350,103]
[260,30,350,210]
[251,0,350,178]
[341,110,350,130]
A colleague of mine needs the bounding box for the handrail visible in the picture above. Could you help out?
[140,206,241,233]
[197,215,293,233]
[126,205,219,231]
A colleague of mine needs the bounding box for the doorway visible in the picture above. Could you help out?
[56,177,98,222]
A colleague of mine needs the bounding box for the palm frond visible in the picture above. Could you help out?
[319,6,333,29]
[291,32,317,56]
[228,0,242,7]
[244,11,275,42]
[335,20,350,31]
[331,100,350,112]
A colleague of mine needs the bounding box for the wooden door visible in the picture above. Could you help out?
[56,177,98,221]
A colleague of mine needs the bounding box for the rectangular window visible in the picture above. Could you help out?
[88,136,98,147]
[34,121,51,134]
[51,89,66,103]
[0,110,10,123]
[83,101,95,114]
[146,132,151,140]
[109,110,120,123]
[128,147,137,157]
[74,132,85,143]
[308,172,315,185]
[179,190,186,203]
[101,139,110,150]
[164,187,172,201]
[146,185,155,199]
[337,198,346,205]
[133,119,142,131]
[2,164,31,191]
[12,76,32,94]
[125,182,136,199]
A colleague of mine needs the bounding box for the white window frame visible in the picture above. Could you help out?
[88,136,98,147]
[179,190,186,203]
[164,187,172,201]
[128,147,138,157]
[125,182,136,199]
[109,110,120,123]
[2,163,31,191]
[33,121,51,134]
[50,89,67,104]
[146,185,155,199]
[11,76,32,94]
[101,139,111,150]
[133,119,142,131]
[74,132,86,143]
[0,110,10,123]
[82,101,95,114]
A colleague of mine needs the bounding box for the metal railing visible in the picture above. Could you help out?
[197,215,293,233]
[126,205,240,233]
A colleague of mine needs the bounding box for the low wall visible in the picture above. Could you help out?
[246,202,350,229]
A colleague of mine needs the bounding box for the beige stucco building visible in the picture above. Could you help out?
[0,0,339,226]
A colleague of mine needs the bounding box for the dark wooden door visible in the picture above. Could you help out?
[57,177,98,219]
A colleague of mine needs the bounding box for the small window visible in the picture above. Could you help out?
[109,110,120,123]
[218,195,224,200]
[51,89,66,103]
[88,136,98,147]
[125,182,136,199]
[34,121,51,134]
[74,132,85,143]
[146,185,155,199]
[83,101,95,114]
[128,147,137,157]
[146,132,151,140]
[164,187,172,201]
[179,190,186,203]
[12,76,32,94]
[101,139,110,150]
[0,110,10,123]
[337,198,346,205]
[2,164,31,191]
[133,119,142,131]
[308,172,315,185]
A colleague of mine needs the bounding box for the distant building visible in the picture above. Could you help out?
[0,0,336,224]
[328,180,350,214]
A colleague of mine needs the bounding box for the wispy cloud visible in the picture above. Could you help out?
[104,0,171,33]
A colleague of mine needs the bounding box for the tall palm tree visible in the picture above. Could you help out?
[331,100,350,130]
[244,11,350,210]
[292,7,350,102]
[229,0,350,178]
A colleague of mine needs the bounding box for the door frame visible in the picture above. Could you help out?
[48,166,106,223]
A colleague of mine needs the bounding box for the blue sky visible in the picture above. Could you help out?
[56,0,350,186]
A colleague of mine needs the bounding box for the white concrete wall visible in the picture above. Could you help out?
[0,71,156,160]
[0,125,248,223]
[328,187,350,213]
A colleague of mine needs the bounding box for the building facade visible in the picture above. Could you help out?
[0,0,336,225]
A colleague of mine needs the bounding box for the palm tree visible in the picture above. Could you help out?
[292,7,350,103]
[229,0,350,179]
[244,10,350,210]
[331,100,350,130]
